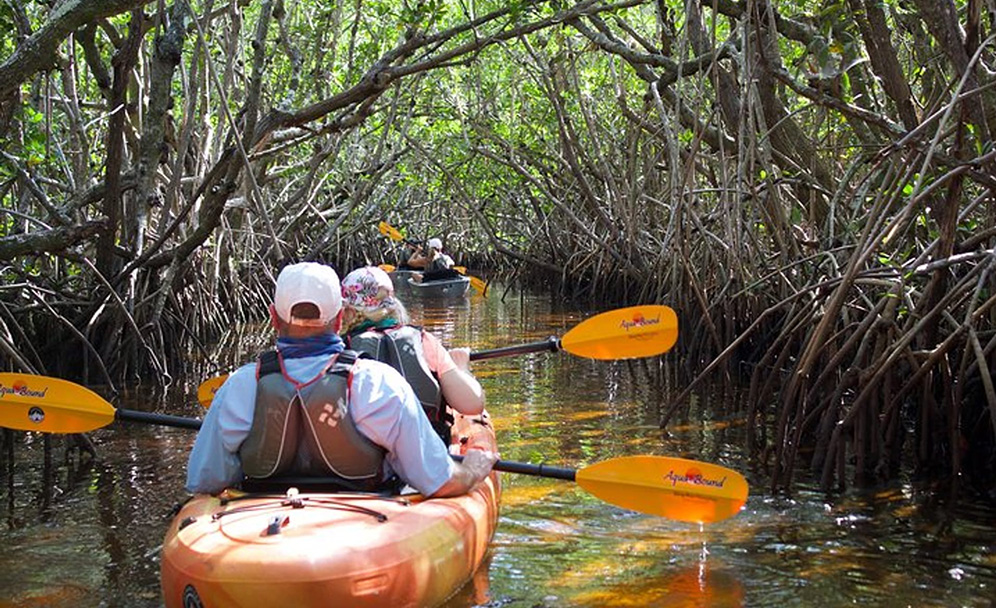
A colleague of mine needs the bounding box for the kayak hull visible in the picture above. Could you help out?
[160,412,500,608]
[406,276,471,298]
[388,269,418,294]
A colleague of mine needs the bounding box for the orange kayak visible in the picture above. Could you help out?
[161,412,500,608]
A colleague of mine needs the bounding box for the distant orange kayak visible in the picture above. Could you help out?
[161,412,500,608]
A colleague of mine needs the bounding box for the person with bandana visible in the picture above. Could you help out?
[185,262,496,496]
[340,266,484,442]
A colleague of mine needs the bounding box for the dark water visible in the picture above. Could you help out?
[1,287,994,607]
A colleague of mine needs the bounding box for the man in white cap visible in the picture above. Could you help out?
[186,262,497,496]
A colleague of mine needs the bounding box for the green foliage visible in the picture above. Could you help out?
[3,104,51,169]
[0,5,15,59]
[399,0,448,25]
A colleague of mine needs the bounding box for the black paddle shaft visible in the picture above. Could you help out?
[451,454,577,481]
[469,337,561,361]
[116,409,202,430]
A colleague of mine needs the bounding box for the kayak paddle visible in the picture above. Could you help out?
[452,453,747,524]
[0,373,746,523]
[377,221,418,247]
[0,373,200,432]
[469,304,678,361]
[453,267,488,295]
[197,374,228,409]
[194,304,678,407]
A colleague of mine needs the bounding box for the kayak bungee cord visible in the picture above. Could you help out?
[211,491,392,523]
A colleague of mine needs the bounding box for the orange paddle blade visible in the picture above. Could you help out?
[452,266,488,295]
[197,374,229,408]
[576,455,748,523]
[378,221,405,242]
[378,263,397,273]
[0,373,115,433]
[468,275,488,296]
[560,305,678,360]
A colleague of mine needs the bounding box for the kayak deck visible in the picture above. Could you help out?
[161,412,500,608]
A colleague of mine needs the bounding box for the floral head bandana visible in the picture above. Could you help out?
[341,266,397,321]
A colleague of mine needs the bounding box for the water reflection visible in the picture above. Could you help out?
[567,558,745,607]
[0,286,994,607]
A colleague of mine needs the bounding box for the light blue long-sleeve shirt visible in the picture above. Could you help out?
[185,354,455,495]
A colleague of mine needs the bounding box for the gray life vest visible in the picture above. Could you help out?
[346,325,450,441]
[239,350,385,490]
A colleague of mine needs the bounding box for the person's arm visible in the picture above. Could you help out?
[422,331,484,415]
[441,347,484,414]
[350,360,495,497]
[185,364,256,494]
[406,247,429,269]
[429,448,497,497]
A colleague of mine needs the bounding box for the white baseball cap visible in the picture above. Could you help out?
[427,237,443,250]
[273,262,342,326]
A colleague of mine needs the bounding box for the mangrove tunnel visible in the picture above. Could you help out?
[1,0,995,504]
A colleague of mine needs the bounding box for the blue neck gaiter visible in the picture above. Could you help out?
[276,333,345,360]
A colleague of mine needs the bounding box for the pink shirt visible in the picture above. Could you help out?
[421,330,457,375]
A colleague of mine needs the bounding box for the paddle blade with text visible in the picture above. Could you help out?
[0,373,115,433]
[576,455,748,523]
[560,305,678,360]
